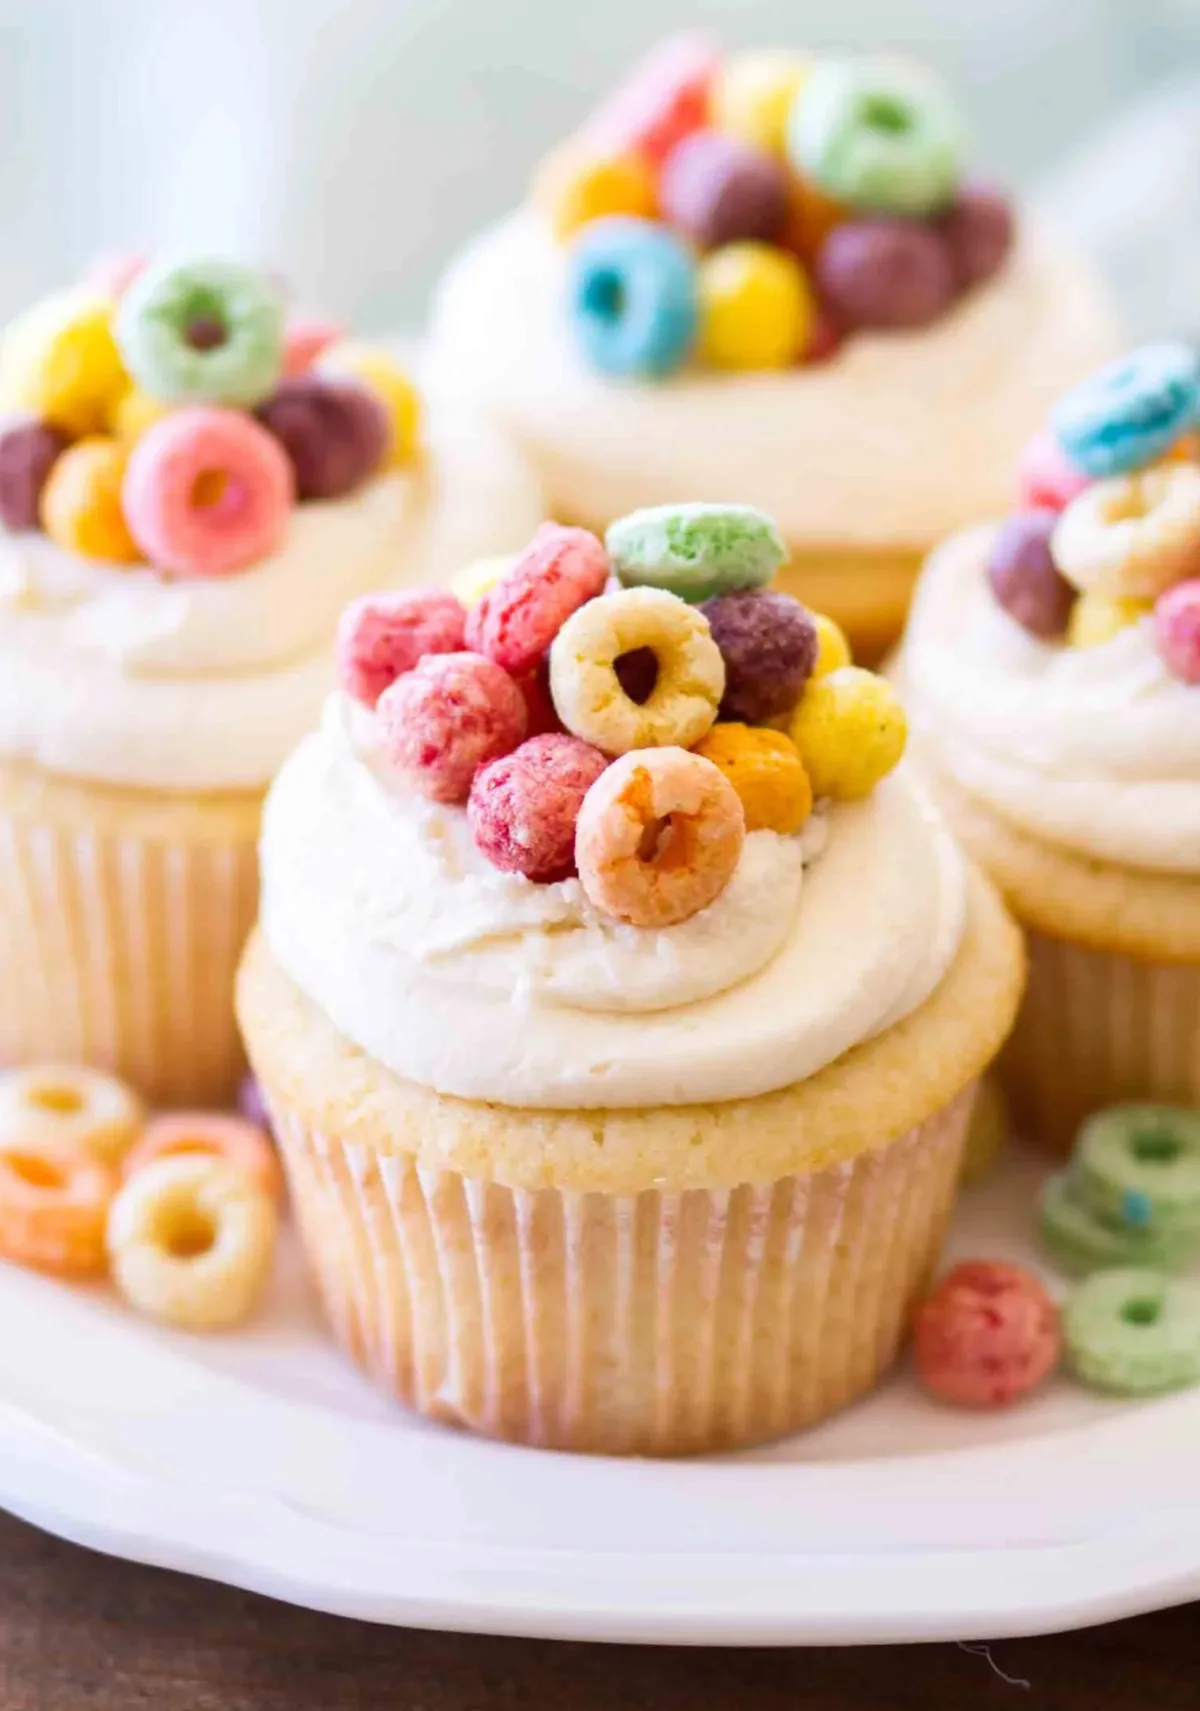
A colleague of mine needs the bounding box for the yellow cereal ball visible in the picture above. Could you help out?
[709,49,811,156]
[318,341,421,467]
[698,243,814,371]
[788,666,907,799]
[451,554,514,607]
[533,145,658,242]
[811,611,852,678]
[1066,589,1152,649]
[959,1077,1010,1186]
[39,436,140,563]
[109,383,170,444]
[692,722,813,834]
[0,289,127,436]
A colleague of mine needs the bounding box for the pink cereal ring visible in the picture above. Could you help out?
[1017,427,1091,512]
[122,1112,283,1202]
[122,406,294,576]
[282,315,344,377]
[575,746,745,928]
[465,522,610,677]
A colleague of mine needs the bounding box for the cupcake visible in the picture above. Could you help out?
[427,34,1119,660]
[238,503,1024,1455]
[0,255,543,1104]
[897,343,1200,1151]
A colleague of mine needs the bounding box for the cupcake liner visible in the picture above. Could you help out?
[267,1087,973,1456]
[1002,930,1200,1155]
[0,798,258,1106]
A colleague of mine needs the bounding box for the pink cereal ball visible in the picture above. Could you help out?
[1017,427,1091,512]
[376,651,527,804]
[122,406,294,577]
[336,587,466,709]
[913,1259,1060,1409]
[584,31,719,166]
[468,733,608,882]
[282,315,344,377]
[465,522,610,678]
[1155,579,1200,684]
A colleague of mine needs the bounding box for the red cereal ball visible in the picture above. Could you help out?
[937,180,1016,293]
[465,522,610,677]
[376,651,526,804]
[986,510,1075,639]
[1155,579,1200,684]
[0,418,70,530]
[255,374,389,500]
[816,218,955,332]
[336,587,466,709]
[659,129,789,250]
[468,733,608,882]
[914,1260,1060,1409]
[701,589,818,723]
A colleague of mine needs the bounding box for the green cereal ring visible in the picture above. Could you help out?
[1073,1105,1200,1233]
[1039,1174,1200,1279]
[788,58,963,218]
[117,259,285,408]
[606,503,786,603]
[1063,1269,1200,1395]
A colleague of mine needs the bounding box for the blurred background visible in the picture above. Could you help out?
[3,0,1200,335]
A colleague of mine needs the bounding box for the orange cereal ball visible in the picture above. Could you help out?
[692,722,812,833]
[811,611,852,677]
[788,665,907,799]
[698,242,814,370]
[782,172,849,264]
[318,341,421,467]
[40,436,140,562]
[709,49,811,157]
[534,145,658,242]
[0,289,127,436]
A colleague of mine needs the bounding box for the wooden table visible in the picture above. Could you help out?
[1,1510,1197,1708]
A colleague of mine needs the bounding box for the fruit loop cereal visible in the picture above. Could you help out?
[1062,1269,1200,1396]
[538,36,1014,378]
[255,374,389,501]
[1052,466,1200,599]
[692,723,812,833]
[607,501,785,602]
[122,1111,283,1203]
[0,1065,143,1168]
[0,1138,116,1276]
[0,420,70,531]
[788,666,907,799]
[701,589,817,722]
[469,733,608,881]
[377,650,528,803]
[116,259,286,409]
[282,314,343,377]
[40,436,140,562]
[1052,343,1200,480]
[337,587,467,709]
[466,522,610,676]
[913,1260,1060,1408]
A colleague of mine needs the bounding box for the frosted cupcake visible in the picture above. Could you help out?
[428,34,1119,659]
[0,256,543,1104]
[238,503,1023,1454]
[898,343,1200,1150]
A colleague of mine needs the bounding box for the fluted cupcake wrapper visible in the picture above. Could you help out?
[1002,931,1200,1155]
[267,1088,973,1456]
[0,804,258,1106]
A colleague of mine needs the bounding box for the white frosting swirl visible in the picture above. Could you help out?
[258,696,967,1108]
[0,403,544,792]
[427,211,1120,550]
[902,526,1200,873]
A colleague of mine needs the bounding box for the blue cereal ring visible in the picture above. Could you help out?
[117,259,286,408]
[1063,1268,1200,1396]
[1052,343,1200,479]
[567,217,698,379]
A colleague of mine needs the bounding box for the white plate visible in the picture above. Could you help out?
[1,1142,1199,1646]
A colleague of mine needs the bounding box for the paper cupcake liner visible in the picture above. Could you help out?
[1001,930,1200,1154]
[0,803,258,1106]
[267,1087,973,1456]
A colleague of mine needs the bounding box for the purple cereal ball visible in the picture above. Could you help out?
[816,218,955,331]
[659,129,789,250]
[700,589,818,723]
[0,419,70,531]
[986,510,1075,639]
[938,181,1016,293]
[255,374,389,501]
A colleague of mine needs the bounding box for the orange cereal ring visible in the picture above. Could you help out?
[0,1064,143,1167]
[122,1111,283,1202]
[575,746,745,927]
[0,1138,116,1275]
[692,722,813,833]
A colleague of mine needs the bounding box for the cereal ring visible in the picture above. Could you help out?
[1016,427,1091,513]
[1039,1174,1199,1279]
[549,587,724,755]
[1156,579,1200,684]
[913,1261,1060,1408]
[469,733,608,882]
[788,666,907,799]
[659,131,790,250]
[377,651,527,804]
[116,259,285,407]
[0,1138,116,1275]
[691,723,812,834]
[606,502,785,603]
[986,510,1075,639]
[0,1065,143,1167]
[0,289,126,435]
[317,342,421,467]
[281,314,343,377]
[1052,343,1200,479]
[816,218,955,332]
[40,436,141,562]
[575,747,745,927]
[1073,1105,1200,1233]
[465,523,610,678]
[0,419,69,531]
[709,48,811,157]
[698,241,814,370]
[336,587,466,709]
[811,611,852,677]
[122,406,294,577]
[107,1154,278,1330]
[1062,1269,1200,1396]
[122,1111,283,1202]
[959,1076,1009,1185]
[789,59,963,217]
[584,31,719,166]
[1052,465,1200,598]
[255,375,389,500]
[533,147,658,243]
[568,217,698,379]
[1066,589,1150,650]
[702,589,817,722]
[937,180,1016,293]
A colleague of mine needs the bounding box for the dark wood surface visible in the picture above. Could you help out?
[0,1511,1197,1709]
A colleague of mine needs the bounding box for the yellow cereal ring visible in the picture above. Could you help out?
[709,49,811,156]
[1052,465,1200,599]
[0,289,127,436]
[451,554,515,608]
[549,586,724,754]
[40,435,140,562]
[109,383,170,444]
[533,145,658,241]
[318,341,420,467]
[692,722,813,833]
[789,665,907,799]
[1066,589,1152,649]
[107,1154,278,1330]
[0,1064,143,1167]
[811,611,852,677]
[0,1138,116,1275]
